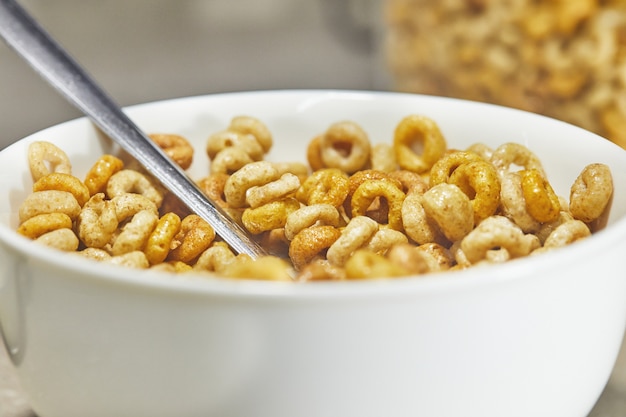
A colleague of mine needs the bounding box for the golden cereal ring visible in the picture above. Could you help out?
[344,169,402,215]
[296,168,350,207]
[206,130,265,161]
[224,161,280,208]
[221,256,293,281]
[106,169,164,208]
[388,170,428,194]
[209,146,255,175]
[350,179,406,231]
[460,215,541,264]
[33,172,90,207]
[76,193,119,248]
[569,163,613,224]
[168,214,216,263]
[228,115,273,153]
[327,216,379,266]
[246,173,301,208]
[499,172,542,233]
[429,151,483,187]
[19,190,81,223]
[520,168,561,223]
[284,204,341,241]
[149,133,194,170]
[144,212,182,265]
[111,209,159,256]
[370,143,398,173]
[345,249,409,279]
[27,141,72,181]
[84,154,124,196]
[306,135,325,172]
[393,114,447,173]
[401,190,444,245]
[543,220,591,248]
[18,212,73,239]
[448,160,501,224]
[241,198,300,235]
[320,121,371,174]
[196,173,230,208]
[35,228,79,252]
[366,229,409,255]
[194,242,237,273]
[422,183,474,242]
[289,226,342,270]
[490,142,546,177]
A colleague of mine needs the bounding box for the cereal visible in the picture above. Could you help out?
[27,141,72,181]
[14,113,614,281]
[149,133,194,170]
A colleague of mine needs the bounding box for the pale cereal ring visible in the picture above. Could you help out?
[295,259,346,282]
[144,212,182,265]
[520,168,561,223]
[78,247,112,262]
[149,133,194,170]
[289,225,342,270]
[221,256,293,281]
[388,170,429,194]
[35,228,79,252]
[345,249,408,279]
[489,142,546,178]
[206,130,265,161]
[422,183,474,242]
[19,190,81,223]
[209,146,255,175]
[366,229,409,255]
[466,143,493,161]
[393,114,447,173]
[84,154,124,196]
[110,209,159,256]
[320,121,371,174]
[76,193,119,248]
[460,215,540,264]
[350,179,406,231]
[196,173,230,208]
[386,243,430,275]
[370,143,398,173]
[241,198,300,235]
[499,172,542,233]
[327,216,379,266]
[414,242,454,272]
[224,161,280,208]
[33,172,90,207]
[168,214,216,263]
[194,242,237,273]
[296,168,349,207]
[543,220,591,248]
[448,160,501,223]
[535,211,575,244]
[569,163,613,224]
[112,193,159,222]
[106,169,164,208]
[246,173,301,208]
[228,115,273,153]
[107,251,150,269]
[429,151,483,187]
[18,212,73,239]
[401,190,445,245]
[284,204,341,241]
[27,141,72,181]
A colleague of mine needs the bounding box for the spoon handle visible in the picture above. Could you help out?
[0,0,266,259]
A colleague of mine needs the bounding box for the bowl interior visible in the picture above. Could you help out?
[1,90,626,288]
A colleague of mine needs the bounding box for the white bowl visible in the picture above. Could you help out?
[1,90,626,417]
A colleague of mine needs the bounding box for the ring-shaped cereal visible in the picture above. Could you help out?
[18,212,73,239]
[499,172,542,233]
[370,143,398,173]
[241,197,300,235]
[76,193,119,248]
[246,173,301,208]
[36,228,79,252]
[295,259,346,282]
[520,168,561,223]
[111,209,159,256]
[429,151,483,187]
[388,170,428,194]
[306,135,325,171]
[284,204,341,241]
[221,256,293,281]
[320,121,371,174]
[149,133,194,170]
[421,183,474,242]
[194,242,237,273]
[400,190,444,245]
[460,215,540,264]
[144,212,182,265]
[33,172,90,207]
[19,190,81,223]
[393,114,447,173]
[210,146,255,175]
[543,219,591,248]
[385,243,430,275]
[206,130,265,161]
[569,163,614,224]
[196,173,230,208]
[229,115,273,153]
[224,161,280,208]
[107,251,150,269]
[345,249,408,279]
[366,229,409,255]
[27,141,72,181]
[448,160,501,224]
[289,225,342,270]
[327,216,379,266]
[489,142,546,178]
[84,154,124,196]
[112,193,159,222]
[296,168,349,207]
[350,179,406,231]
[168,214,216,263]
[106,169,164,208]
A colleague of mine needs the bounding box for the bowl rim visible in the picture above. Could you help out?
[1,89,626,300]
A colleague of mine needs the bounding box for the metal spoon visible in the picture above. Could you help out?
[0,0,267,259]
